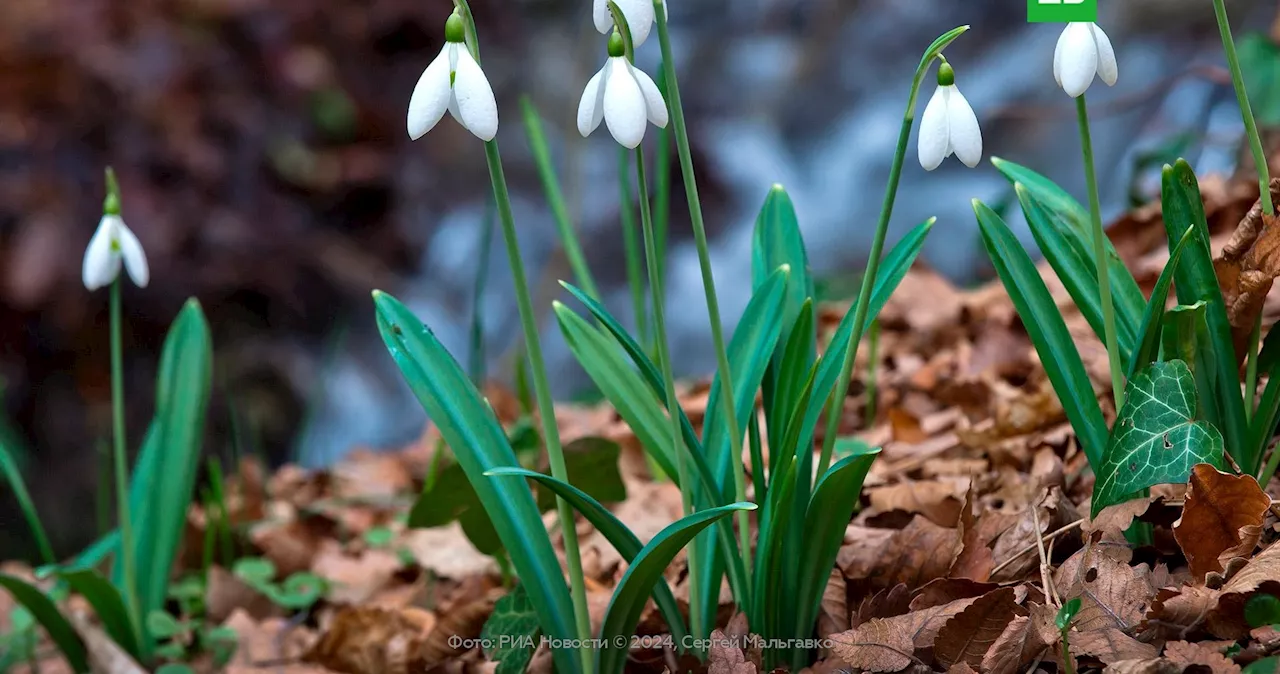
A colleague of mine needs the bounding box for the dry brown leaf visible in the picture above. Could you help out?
[312,544,402,605]
[206,564,282,622]
[419,586,503,665]
[1145,585,1220,641]
[867,479,965,527]
[402,522,499,579]
[69,611,147,674]
[708,628,757,674]
[991,487,1081,583]
[981,604,1060,674]
[1214,179,1280,363]
[1088,497,1157,540]
[304,606,435,674]
[934,587,1025,668]
[1207,542,1280,638]
[1173,465,1270,581]
[330,449,414,500]
[853,583,913,628]
[1073,628,1159,664]
[830,597,976,672]
[910,579,1001,612]
[1057,547,1152,632]
[818,568,850,639]
[222,609,321,672]
[950,488,994,582]
[877,516,961,589]
[1163,640,1241,674]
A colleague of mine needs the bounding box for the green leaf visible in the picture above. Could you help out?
[199,625,239,667]
[373,290,581,674]
[127,299,213,639]
[0,439,55,566]
[1160,160,1249,469]
[480,584,541,674]
[1056,597,1083,631]
[595,503,757,674]
[57,568,141,657]
[0,573,90,673]
[485,467,687,644]
[1161,303,1220,424]
[768,300,816,469]
[363,527,394,549]
[1238,33,1280,126]
[751,454,798,638]
[1091,360,1226,517]
[973,199,1108,467]
[1245,656,1280,674]
[992,157,1146,331]
[145,610,185,640]
[232,558,276,587]
[1126,225,1196,380]
[274,573,324,610]
[1014,184,1136,363]
[788,446,879,669]
[1246,594,1280,629]
[535,437,627,512]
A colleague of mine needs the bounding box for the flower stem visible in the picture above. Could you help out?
[653,0,752,586]
[1213,0,1273,412]
[817,117,910,477]
[1076,94,1126,410]
[619,149,649,346]
[483,140,592,673]
[109,278,141,646]
[633,144,702,638]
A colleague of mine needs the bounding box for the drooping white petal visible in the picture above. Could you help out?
[577,63,609,137]
[945,87,982,168]
[1091,23,1118,86]
[593,0,613,35]
[82,215,120,291]
[1057,22,1099,98]
[629,63,668,128]
[406,45,453,139]
[917,85,951,171]
[602,56,647,148]
[617,0,656,46]
[451,47,499,141]
[114,219,149,288]
[448,93,467,133]
[1053,27,1066,89]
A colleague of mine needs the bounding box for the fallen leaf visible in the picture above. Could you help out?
[878,516,962,589]
[910,579,1001,612]
[1173,465,1271,581]
[1144,585,1219,641]
[1213,178,1280,363]
[1104,658,1189,674]
[207,564,282,622]
[950,488,995,582]
[708,628,757,674]
[818,568,850,639]
[1162,640,1241,674]
[312,543,402,605]
[1057,547,1153,632]
[830,597,976,672]
[402,522,499,579]
[867,479,966,527]
[934,587,1025,668]
[981,605,1059,674]
[853,584,913,628]
[304,606,435,674]
[1073,628,1159,664]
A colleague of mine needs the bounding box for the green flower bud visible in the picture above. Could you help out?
[607,30,625,58]
[444,11,466,43]
[936,59,955,87]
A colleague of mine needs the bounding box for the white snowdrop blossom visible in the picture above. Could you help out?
[1053,22,1118,98]
[82,213,149,291]
[577,32,668,149]
[917,60,982,171]
[407,12,498,141]
[593,0,666,47]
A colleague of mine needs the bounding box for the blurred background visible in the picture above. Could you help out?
[0,0,1276,554]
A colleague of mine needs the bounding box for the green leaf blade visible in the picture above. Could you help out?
[0,573,90,673]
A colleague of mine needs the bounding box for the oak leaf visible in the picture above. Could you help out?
[1172,464,1270,581]
[1162,640,1241,674]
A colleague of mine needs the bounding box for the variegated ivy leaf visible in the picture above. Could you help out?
[1091,359,1225,517]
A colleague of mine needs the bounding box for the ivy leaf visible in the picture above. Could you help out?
[480,584,540,674]
[1091,360,1225,517]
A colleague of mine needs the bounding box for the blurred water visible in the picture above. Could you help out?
[298,0,1271,465]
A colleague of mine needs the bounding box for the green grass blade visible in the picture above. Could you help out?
[595,503,757,674]
[0,574,89,673]
[1160,160,1250,469]
[751,454,797,638]
[0,441,55,566]
[129,299,212,647]
[1015,184,1137,362]
[789,446,879,670]
[519,97,599,299]
[1126,225,1196,381]
[373,290,581,674]
[56,568,140,658]
[973,200,1108,467]
[484,467,687,645]
[993,157,1145,330]
[1251,327,1280,477]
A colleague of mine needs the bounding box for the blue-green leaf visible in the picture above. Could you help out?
[0,574,89,673]
[58,568,141,658]
[1126,225,1196,380]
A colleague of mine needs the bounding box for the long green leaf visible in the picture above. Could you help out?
[374,291,581,674]
[1015,184,1136,362]
[0,574,89,673]
[993,157,1145,330]
[1250,326,1280,474]
[1162,303,1221,431]
[789,446,879,670]
[1160,160,1250,469]
[973,200,1108,466]
[595,503,757,674]
[770,300,816,473]
[0,440,55,566]
[1091,360,1225,516]
[752,454,798,638]
[57,568,140,657]
[1126,225,1196,380]
[128,299,211,650]
[484,467,687,644]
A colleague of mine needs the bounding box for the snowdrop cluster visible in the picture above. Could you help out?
[82,191,148,291]
[1054,22,1118,98]
[407,12,499,141]
[577,31,669,149]
[917,60,982,171]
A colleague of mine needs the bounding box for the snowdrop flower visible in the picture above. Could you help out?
[578,32,668,149]
[407,12,498,141]
[82,181,148,291]
[593,0,666,47]
[1053,22,1118,98]
[917,59,982,171]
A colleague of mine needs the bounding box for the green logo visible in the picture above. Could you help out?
[1027,0,1097,23]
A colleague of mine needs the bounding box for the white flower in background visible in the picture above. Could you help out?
[593,0,666,47]
[407,11,498,141]
[82,212,149,291]
[578,32,668,149]
[918,59,982,171]
[1053,22,1118,98]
